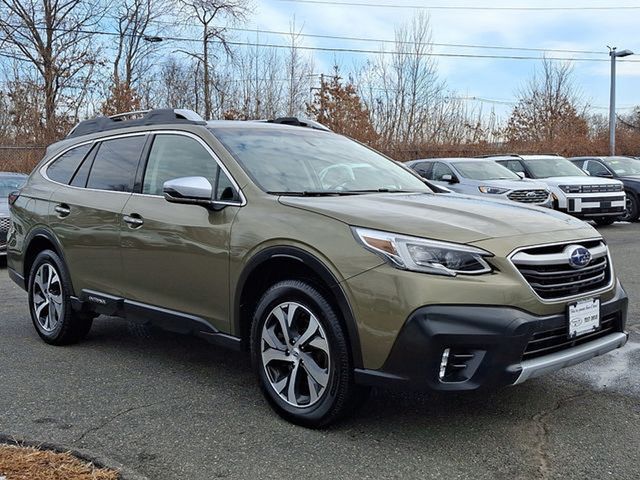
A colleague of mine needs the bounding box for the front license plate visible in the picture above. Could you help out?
[568,298,600,338]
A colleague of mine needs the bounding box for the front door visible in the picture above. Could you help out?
[120,133,242,332]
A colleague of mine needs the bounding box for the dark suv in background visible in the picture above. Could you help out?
[570,156,640,222]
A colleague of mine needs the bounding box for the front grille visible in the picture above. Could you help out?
[582,185,622,193]
[0,216,9,244]
[511,241,612,300]
[507,189,549,204]
[522,313,620,361]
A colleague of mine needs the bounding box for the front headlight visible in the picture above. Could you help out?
[478,186,509,194]
[352,227,493,276]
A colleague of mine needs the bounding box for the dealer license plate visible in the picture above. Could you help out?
[568,298,600,338]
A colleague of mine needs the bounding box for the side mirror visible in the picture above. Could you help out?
[163,176,222,210]
[515,171,526,179]
[441,174,457,183]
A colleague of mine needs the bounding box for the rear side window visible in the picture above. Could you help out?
[142,134,219,196]
[47,144,92,184]
[87,136,146,192]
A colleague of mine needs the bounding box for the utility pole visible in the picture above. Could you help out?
[608,46,634,155]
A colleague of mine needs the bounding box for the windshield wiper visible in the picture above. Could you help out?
[267,190,363,197]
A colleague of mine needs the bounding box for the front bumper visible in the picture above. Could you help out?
[562,194,626,217]
[354,282,628,391]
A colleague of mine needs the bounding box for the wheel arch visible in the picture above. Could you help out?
[234,246,364,369]
[23,228,68,287]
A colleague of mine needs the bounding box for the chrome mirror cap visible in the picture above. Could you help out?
[163,176,213,204]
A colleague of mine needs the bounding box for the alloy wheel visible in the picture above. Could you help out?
[32,263,63,332]
[260,302,331,407]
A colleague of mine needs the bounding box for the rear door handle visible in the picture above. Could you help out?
[54,204,70,217]
[123,214,144,228]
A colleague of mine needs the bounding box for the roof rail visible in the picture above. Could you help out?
[475,153,522,159]
[67,109,206,138]
[254,117,331,132]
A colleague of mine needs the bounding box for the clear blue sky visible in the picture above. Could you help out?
[240,0,639,119]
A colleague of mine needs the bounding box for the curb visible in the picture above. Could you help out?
[0,433,149,480]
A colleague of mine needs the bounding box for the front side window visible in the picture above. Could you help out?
[143,134,220,196]
[584,161,611,177]
[431,163,454,182]
[452,161,520,180]
[87,136,146,192]
[47,143,92,184]
[211,127,430,194]
[500,159,526,175]
[522,157,586,179]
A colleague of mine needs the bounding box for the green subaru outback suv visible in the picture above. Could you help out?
[6,109,629,426]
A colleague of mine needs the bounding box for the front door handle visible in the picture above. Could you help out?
[123,214,144,228]
[54,204,70,217]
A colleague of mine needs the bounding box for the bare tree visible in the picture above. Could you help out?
[284,19,314,116]
[0,0,102,140]
[505,58,588,149]
[177,0,251,119]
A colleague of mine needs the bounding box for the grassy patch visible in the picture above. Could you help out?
[0,444,118,480]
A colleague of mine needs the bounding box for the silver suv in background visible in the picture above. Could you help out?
[406,158,551,207]
[0,172,27,258]
[490,154,625,226]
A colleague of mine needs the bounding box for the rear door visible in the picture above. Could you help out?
[48,134,147,296]
[120,132,243,332]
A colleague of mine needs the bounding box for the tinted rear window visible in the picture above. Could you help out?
[87,136,146,192]
[47,144,92,184]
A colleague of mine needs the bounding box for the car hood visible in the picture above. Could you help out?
[537,176,623,187]
[279,192,591,244]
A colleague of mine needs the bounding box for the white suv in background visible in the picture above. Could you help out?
[489,154,625,226]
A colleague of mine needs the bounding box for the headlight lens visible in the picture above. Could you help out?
[352,227,493,276]
[478,186,509,194]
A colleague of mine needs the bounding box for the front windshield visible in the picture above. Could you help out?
[603,156,640,176]
[211,127,430,194]
[523,157,586,178]
[0,175,26,199]
[452,161,520,180]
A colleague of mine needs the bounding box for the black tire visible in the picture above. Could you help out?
[27,249,93,345]
[620,192,639,222]
[594,217,616,226]
[250,280,368,428]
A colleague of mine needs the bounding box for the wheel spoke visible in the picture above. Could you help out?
[262,324,286,351]
[272,376,288,394]
[286,362,301,406]
[271,306,292,348]
[307,375,319,404]
[35,298,49,319]
[301,352,329,388]
[295,317,319,347]
[308,335,330,356]
[262,347,290,365]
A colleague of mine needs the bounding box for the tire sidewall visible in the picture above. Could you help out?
[622,192,639,222]
[250,281,349,426]
[28,250,73,343]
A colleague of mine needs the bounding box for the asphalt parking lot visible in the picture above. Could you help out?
[1,223,639,480]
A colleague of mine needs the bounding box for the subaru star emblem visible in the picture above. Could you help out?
[566,245,592,269]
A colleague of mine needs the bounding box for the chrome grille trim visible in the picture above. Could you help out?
[507,189,549,204]
[508,239,615,303]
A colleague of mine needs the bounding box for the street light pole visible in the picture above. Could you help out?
[608,47,634,155]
